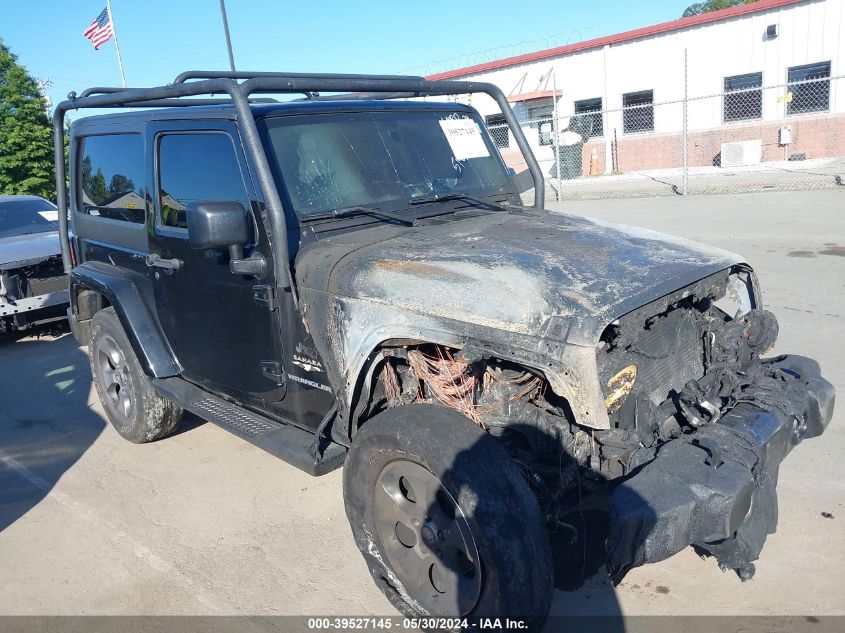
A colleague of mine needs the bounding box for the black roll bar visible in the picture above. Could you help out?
[172,70,426,84]
[75,86,279,104]
[53,71,546,309]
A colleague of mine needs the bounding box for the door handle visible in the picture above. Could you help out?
[146,254,183,271]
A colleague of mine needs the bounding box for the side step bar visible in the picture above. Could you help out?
[152,377,346,476]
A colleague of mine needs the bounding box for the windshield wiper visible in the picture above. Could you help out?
[409,193,511,212]
[299,206,413,226]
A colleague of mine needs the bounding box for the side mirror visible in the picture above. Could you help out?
[186,201,267,278]
[186,201,250,251]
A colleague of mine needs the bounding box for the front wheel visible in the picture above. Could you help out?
[88,307,182,443]
[343,404,553,629]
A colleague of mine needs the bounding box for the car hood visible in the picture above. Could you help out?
[297,211,743,345]
[0,232,61,269]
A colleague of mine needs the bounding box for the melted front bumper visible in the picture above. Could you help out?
[607,355,835,581]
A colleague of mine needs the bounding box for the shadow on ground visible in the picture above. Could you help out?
[0,328,103,533]
[548,512,623,624]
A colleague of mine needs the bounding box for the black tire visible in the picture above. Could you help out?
[88,307,182,443]
[343,404,553,629]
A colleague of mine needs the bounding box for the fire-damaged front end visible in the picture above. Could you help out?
[461,265,834,582]
[298,210,835,583]
[592,268,834,580]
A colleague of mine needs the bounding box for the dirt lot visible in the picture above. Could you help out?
[0,190,842,621]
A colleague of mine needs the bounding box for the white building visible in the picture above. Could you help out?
[428,0,844,176]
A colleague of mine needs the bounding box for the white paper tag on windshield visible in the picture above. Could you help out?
[439,118,489,160]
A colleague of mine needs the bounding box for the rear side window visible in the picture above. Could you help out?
[78,134,145,223]
[157,133,250,230]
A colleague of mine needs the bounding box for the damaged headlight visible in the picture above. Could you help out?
[604,364,637,413]
[714,271,756,319]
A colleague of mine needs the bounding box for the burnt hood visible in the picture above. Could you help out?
[297,210,743,345]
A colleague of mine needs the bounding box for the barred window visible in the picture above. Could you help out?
[622,90,654,134]
[485,114,509,149]
[787,61,831,115]
[525,100,554,146]
[724,72,762,122]
[573,98,603,138]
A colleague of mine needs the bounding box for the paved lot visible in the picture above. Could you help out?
[543,157,845,200]
[0,190,842,620]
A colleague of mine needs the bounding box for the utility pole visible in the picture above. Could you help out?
[219,0,236,72]
[682,48,688,196]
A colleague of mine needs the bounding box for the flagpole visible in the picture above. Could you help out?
[106,0,127,88]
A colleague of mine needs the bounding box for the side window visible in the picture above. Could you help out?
[157,133,251,230]
[525,99,554,147]
[573,98,604,138]
[78,134,145,223]
[787,61,831,115]
[724,73,763,122]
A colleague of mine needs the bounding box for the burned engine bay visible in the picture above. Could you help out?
[359,267,835,581]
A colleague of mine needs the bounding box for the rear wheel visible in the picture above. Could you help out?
[89,307,182,443]
[343,404,553,629]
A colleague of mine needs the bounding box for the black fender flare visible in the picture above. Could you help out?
[70,261,181,378]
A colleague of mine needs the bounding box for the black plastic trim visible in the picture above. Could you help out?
[70,261,180,377]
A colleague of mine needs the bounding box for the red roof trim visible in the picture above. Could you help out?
[427,0,806,81]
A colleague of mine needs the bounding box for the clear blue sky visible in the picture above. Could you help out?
[3,0,690,109]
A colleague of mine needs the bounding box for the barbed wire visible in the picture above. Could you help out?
[396,28,598,76]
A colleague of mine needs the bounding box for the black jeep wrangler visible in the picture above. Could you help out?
[54,72,834,627]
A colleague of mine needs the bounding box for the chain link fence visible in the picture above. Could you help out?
[484,74,844,202]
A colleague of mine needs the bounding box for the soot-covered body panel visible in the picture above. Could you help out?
[296,210,743,430]
[300,210,742,342]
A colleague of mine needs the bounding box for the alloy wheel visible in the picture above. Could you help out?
[95,334,134,421]
[372,459,482,616]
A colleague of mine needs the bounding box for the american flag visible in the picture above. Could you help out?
[83,8,114,50]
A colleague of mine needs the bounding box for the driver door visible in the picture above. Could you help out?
[147,121,286,411]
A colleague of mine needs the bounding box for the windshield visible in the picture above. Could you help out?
[0,199,58,238]
[260,109,515,216]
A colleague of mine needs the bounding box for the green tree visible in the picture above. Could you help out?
[0,39,55,200]
[682,0,758,17]
[107,173,135,197]
[81,156,108,204]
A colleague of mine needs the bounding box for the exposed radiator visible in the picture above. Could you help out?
[625,310,705,405]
